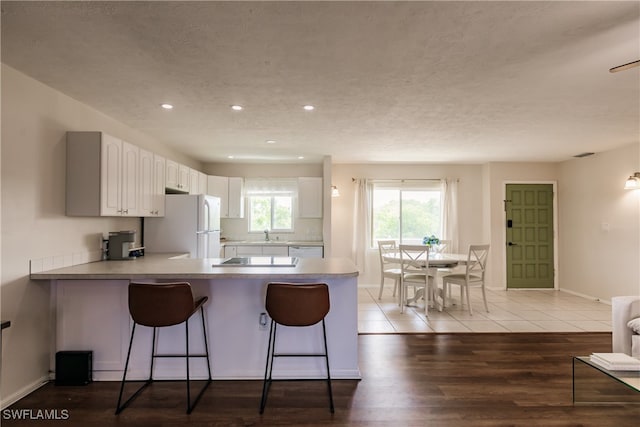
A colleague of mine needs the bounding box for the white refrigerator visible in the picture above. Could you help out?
[144,194,221,258]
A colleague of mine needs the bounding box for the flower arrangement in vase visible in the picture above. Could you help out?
[422,235,442,253]
[422,235,440,246]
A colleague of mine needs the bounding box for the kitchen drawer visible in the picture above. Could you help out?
[262,246,288,256]
[289,246,324,258]
[236,246,263,256]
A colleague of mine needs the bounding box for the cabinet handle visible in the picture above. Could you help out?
[123,209,128,214]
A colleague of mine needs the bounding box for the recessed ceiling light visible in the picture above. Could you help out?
[298,156,305,160]
[266,140,276,144]
[231,105,243,111]
[303,105,315,111]
[228,155,235,159]
[161,103,173,110]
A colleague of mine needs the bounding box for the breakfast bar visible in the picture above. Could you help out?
[30,254,360,381]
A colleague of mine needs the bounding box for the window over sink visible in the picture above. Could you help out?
[246,178,296,233]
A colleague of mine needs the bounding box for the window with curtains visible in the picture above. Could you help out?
[371,180,442,245]
[245,178,297,233]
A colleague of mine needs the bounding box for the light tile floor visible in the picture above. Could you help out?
[358,284,612,334]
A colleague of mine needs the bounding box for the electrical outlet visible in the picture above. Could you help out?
[259,312,269,330]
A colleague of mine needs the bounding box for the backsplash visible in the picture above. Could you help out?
[220,218,323,242]
[29,250,103,274]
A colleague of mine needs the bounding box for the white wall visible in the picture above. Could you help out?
[0,65,195,406]
[558,143,640,300]
[330,163,486,284]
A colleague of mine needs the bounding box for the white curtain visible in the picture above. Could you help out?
[352,178,371,270]
[441,178,459,253]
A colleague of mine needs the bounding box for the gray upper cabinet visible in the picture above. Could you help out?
[66,131,140,217]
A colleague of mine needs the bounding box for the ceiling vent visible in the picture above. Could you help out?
[573,152,595,158]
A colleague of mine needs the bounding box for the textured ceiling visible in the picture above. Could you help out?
[2,1,639,164]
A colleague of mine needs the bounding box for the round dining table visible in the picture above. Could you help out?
[382,252,469,314]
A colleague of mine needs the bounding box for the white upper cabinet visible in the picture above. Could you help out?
[198,171,208,195]
[153,155,166,216]
[120,141,140,216]
[67,131,139,217]
[165,159,190,193]
[298,177,323,218]
[189,168,200,194]
[208,175,229,217]
[228,177,244,218]
[139,149,165,216]
[208,175,244,218]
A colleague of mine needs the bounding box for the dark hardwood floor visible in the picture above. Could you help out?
[4,333,639,426]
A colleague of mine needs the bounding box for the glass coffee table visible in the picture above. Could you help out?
[573,356,640,405]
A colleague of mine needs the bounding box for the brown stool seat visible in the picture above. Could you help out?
[259,282,334,413]
[115,282,212,415]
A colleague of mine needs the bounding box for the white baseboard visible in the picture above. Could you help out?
[0,375,50,410]
[557,288,612,305]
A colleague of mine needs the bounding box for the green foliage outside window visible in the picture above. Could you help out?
[372,188,441,245]
[249,195,293,232]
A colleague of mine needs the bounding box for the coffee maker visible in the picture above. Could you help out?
[107,230,136,260]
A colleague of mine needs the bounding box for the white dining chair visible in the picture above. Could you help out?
[399,244,437,315]
[377,240,402,300]
[442,244,490,315]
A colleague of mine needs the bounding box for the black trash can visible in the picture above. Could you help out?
[55,351,93,386]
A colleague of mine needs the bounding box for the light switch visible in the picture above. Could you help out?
[601,222,610,232]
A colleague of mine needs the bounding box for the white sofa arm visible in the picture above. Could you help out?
[612,296,640,355]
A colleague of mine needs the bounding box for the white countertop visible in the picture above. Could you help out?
[30,253,358,280]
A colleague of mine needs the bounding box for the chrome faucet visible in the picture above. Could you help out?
[264,229,270,241]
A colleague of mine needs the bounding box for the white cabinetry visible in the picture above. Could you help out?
[228,177,244,218]
[153,155,166,216]
[236,246,264,257]
[120,141,140,216]
[189,168,200,194]
[298,177,323,218]
[198,172,208,195]
[208,175,245,218]
[263,245,289,256]
[225,245,289,257]
[224,245,237,258]
[139,149,165,216]
[66,131,140,217]
[289,245,324,258]
[165,159,190,193]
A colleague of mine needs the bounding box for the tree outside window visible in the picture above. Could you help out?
[372,183,441,245]
[246,178,296,233]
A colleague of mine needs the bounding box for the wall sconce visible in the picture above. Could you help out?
[624,172,640,190]
[331,185,340,197]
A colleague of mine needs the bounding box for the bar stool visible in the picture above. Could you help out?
[259,282,334,414]
[115,282,212,414]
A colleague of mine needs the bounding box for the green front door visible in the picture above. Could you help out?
[506,184,554,289]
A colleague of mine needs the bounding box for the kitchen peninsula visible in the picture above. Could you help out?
[31,254,360,381]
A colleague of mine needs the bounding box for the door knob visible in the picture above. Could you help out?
[508,242,518,246]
